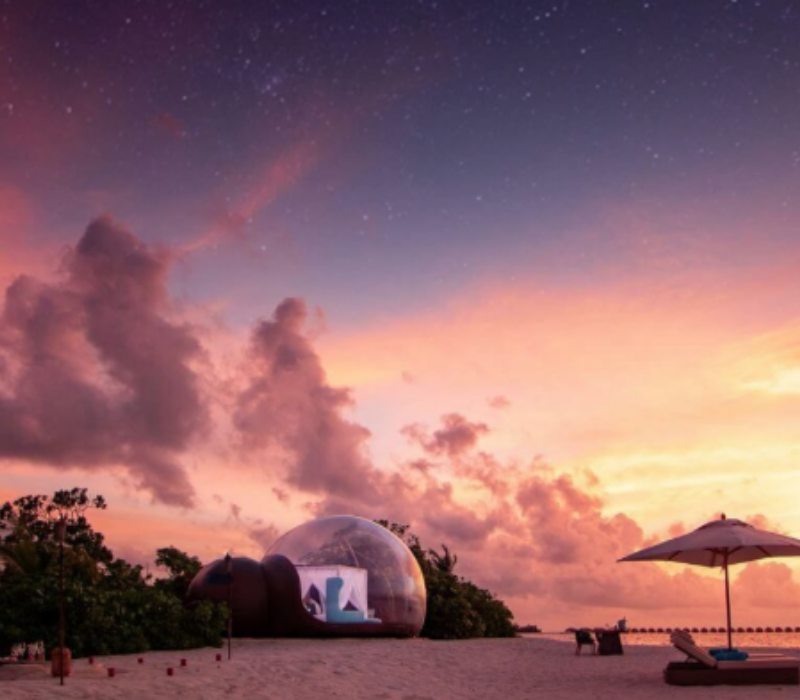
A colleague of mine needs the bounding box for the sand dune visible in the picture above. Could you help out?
[2,636,799,699]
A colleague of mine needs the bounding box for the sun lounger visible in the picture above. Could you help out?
[666,631,800,685]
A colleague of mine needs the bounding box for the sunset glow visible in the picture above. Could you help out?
[2,1,800,632]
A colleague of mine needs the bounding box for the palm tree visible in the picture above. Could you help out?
[0,538,49,576]
[429,544,458,573]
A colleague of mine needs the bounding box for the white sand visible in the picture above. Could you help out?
[2,636,799,699]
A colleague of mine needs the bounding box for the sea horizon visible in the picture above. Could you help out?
[530,631,800,649]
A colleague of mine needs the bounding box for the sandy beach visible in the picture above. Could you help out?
[3,636,800,699]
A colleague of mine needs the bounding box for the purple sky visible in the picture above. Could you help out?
[3,1,800,629]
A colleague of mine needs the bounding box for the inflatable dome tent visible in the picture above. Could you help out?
[188,515,426,638]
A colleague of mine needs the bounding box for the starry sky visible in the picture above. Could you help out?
[3,0,800,630]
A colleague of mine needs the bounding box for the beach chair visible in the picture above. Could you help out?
[596,629,624,655]
[665,631,800,685]
[574,629,596,655]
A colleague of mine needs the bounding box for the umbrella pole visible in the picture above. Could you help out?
[724,552,732,650]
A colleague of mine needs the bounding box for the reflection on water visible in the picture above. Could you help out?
[532,632,800,649]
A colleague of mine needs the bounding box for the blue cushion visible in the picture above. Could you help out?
[324,576,381,625]
[709,649,749,661]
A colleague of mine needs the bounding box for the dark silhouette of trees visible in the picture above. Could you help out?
[0,489,226,657]
[155,546,203,601]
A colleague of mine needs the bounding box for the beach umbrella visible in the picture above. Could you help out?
[619,514,800,649]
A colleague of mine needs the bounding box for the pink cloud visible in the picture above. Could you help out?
[233,297,383,506]
[248,523,280,550]
[402,413,490,457]
[183,140,319,255]
[272,487,290,503]
[0,217,208,506]
[4,219,800,630]
[733,562,800,610]
[0,186,51,289]
[488,395,511,409]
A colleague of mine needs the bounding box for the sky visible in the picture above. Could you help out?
[2,0,800,631]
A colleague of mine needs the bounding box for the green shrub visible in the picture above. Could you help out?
[0,489,226,657]
[376,520,516,640]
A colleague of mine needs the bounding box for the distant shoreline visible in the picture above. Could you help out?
[530,631,800,649]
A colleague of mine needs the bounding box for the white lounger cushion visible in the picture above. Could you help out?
[672,635,717,667]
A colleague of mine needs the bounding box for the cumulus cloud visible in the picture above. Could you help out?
[272,486,290,503]
[248,522,281,550]
[7,222,799,626]
[463,466,727,623]
[408,458,435,474]
[401,413,489,457]
[233,297,383,505]
[745,513,788,534]
[233,337,739,615]
[452,451,514,497]
[516,473,607,564]
[733,562,800,610]
[0,216,207,506]
[232,309,511,547]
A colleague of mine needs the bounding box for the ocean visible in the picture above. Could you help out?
[531,632,800,649]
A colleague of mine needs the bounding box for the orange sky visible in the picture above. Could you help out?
[3,220,800,631]
[4,0,800,634]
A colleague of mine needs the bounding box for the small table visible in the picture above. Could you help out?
[595,629,624,655]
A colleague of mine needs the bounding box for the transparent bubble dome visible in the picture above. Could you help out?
[268,515,426,633]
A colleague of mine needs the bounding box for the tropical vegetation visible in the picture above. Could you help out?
[376,520,516,640]
[0,488,226,658]
[0,488,516,656]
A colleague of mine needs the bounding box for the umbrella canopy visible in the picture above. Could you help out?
[619,515,800,649]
